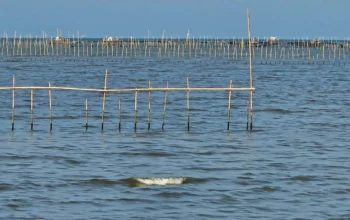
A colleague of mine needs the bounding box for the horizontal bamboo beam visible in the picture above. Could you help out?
[0,86,255,92]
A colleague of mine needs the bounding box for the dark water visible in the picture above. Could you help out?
[0,56,350,219]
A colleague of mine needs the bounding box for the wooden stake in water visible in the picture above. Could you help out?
[134,88,138,132]
[247,8,254,130]
[30,90,34,130]
[85,98,88,130]
[12,75,15,131]
[101,69,108,131]
[227,80,232,130]
[49,82,52,131]
[147,81,151,130]
[118,97,121,132]
[246,101,249,130]
[162,81,169,131]
[187,77,190,131]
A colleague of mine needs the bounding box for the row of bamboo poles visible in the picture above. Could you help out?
[1,34,349,62]
[3,72,255,132]
[2,8,255,132]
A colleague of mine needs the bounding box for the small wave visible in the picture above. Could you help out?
[0,184,10,191]
[65,159,83,165]
[153,192,197,198]
[254,108,296,114]
[121,177,206,187]
[289,175,316,182]
[253,186,277,192]
[88,178,119,185]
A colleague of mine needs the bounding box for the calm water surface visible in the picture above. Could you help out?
[0,56,349,219]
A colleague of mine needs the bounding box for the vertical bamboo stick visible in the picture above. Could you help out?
[85,98,88,130]
[118,97,121,132]
[227,80,232,130]
[246,101,249,130]
[11,75,15,131]
[101,69,108,130]
[77,30,80,57]
[30,90,33,130]
[247,8,253,130]
[147,81,151,130]
[134,88,138,132]
[162,81,168,131]
[187,77,190,131]
[49,82,52,131]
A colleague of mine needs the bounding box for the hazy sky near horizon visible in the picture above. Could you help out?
[0,0,349,39]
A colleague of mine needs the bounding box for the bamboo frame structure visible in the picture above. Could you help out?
[1,9,258,132]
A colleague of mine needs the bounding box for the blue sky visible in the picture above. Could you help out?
[0,0,349,39]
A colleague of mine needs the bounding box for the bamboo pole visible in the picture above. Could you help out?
[0,86,255,92]
[49,82,52,131]
[12,75,15,131]
[246,101,249,130]
[162,81,168,131]
[227,80,232,130]
[118,97,121,132]
[134,88,138,132]
[85,98,88,130]
[147,81,151,130]
[187,77,190,131]
[247,8,253,130]
[30,90,33,130]
[101,69,108,130]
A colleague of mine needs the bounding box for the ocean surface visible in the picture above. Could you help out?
[0,54,349,219]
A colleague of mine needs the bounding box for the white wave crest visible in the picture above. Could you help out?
[135,177,187,185]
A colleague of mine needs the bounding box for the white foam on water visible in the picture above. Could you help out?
[135,177,187,185]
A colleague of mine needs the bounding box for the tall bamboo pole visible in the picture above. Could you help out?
[147,81,151,130]
[101,69,108,130]
[162,81,168,131]
[85,98,88,130]
[12,75,15,130]
[227,80,232,130]
[49,82,52,131]
[30,90,34,130]
[187,77,190,131]
[247,8,253,130]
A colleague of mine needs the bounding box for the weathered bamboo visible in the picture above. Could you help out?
[134,88,138,132]
[187,77,190,131]
[85,98,88,130]
[246,101,249,130]
[101,69,108,130]
[12,75,15,131]
[0,86,255,92]
[162,81,169,131]
[147,81,151,130]
[49,82,52,131]
[118,97,121,132]
[247,8,253,130]
[227,80,232,130]
[30,90,34,130]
